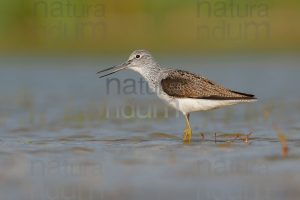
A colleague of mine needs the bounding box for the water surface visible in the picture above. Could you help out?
[0,55,300,200]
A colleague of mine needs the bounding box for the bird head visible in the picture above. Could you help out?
[97,49,156,78]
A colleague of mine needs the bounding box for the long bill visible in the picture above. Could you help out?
[97,60,131,78]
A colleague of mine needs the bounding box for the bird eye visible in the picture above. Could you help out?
[135,55,140,58]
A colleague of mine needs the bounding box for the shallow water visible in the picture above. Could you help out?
[0,55,300,200]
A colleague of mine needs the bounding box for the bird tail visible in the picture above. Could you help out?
[229,90,257,100]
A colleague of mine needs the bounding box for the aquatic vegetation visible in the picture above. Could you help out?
[273,124,289,158]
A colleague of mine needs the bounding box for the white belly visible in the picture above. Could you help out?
[153,81,255,114]
[158,93,255,114]
[175,98,246,113]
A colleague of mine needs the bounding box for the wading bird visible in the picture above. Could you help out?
[97,50,256,143]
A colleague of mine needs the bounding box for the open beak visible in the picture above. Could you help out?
[97,60,132,78]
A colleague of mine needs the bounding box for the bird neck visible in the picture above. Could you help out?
[134,62,162,78]
[133,63,163,91]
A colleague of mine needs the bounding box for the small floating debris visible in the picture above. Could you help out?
[216,132,253,144]
[70,147,95,153]
[149,132,180,139]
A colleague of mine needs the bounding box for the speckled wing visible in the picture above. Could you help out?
[161,70,256,100]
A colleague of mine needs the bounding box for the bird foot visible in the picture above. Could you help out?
[183,128,192,143]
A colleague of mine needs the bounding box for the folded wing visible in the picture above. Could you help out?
[161,70,256,100]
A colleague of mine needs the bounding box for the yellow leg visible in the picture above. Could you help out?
[183,113,192,143]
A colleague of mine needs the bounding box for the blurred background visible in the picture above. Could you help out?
[0,1,300,200]
[0,0,299,54]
